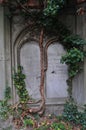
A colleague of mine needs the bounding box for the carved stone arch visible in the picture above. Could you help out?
[13,26,43,103]
[13,25,41,68]
[44,38,68,104]
[16,38,39,65]
[13,27,45,114]
[13,26,69,113]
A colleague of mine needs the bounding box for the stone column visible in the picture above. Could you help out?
[76,2,86,105]
[0,6,6,99]
[72,14,85,105]
[4,7,12,93]
[83,14,86,104]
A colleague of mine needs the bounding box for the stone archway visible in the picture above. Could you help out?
[46,42,68,99]
[20,40,41,100]
[13,26,68,113]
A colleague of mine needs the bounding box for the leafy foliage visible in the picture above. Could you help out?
[13,66,29,103]
[4,86,11,100]
[63,35,86,49]
[51,122,66,130]
[34,116,72,130]
[23,118,34,127]
[61,48,86,77]
[0,87,11,120]
[44,0,65,16]
[63,101,86,130]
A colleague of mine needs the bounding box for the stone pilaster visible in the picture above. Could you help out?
[0,6,6,99]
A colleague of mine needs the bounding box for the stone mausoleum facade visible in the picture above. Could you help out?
[0,2,86,116]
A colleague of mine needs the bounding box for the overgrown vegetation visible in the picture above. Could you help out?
[13,66,29,103]
[0,87,11,120]
[61,48,85,78]
[0,67,86,130]
[0,0,86,129]
[44,0,65,16]
[63,101,86,130]
[0,66,32,128]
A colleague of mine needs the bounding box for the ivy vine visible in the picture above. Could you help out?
[44,0,65,16]
[0,87,11,120]
[13,66,29,104]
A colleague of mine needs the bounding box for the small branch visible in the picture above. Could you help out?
[28,99,42,104]
[11,102,20,110]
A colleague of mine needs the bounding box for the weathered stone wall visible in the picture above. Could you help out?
[12,19,68,105]
[60,12,86,106]
[11,12,86,108]
[0,4,86,129]
[0,6,11,100]
[72,14,86,105]
[0,6,6,100]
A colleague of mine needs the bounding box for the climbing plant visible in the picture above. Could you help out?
[13,66,29,104]
[44,0,65,16]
